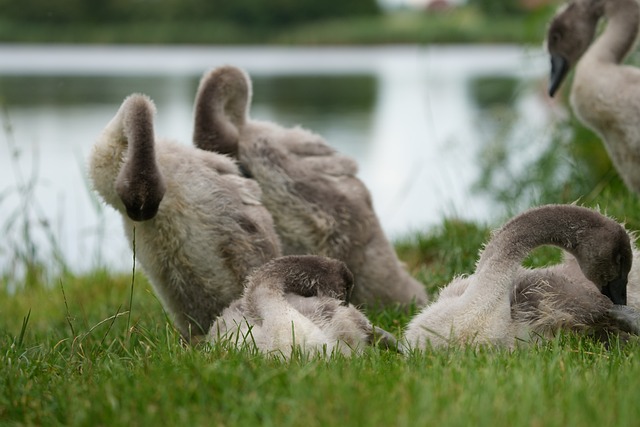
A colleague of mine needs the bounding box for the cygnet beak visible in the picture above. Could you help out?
[601,275,628,306]
[548,54,570,97]
[126,203,161,222]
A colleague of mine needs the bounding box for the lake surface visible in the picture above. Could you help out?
[0,44,553,276]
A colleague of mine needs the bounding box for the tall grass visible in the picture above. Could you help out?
[0,106,70,292]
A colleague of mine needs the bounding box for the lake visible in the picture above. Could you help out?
[0,44,553,277]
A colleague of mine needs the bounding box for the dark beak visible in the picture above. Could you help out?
[368,326,404,353]
[126,204,160,222]
[601,275,628,306]
[548,54,570,97]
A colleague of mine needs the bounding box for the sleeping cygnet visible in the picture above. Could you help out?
[209,255,400,358]
[405,204,638,349]
[89,93,281,340]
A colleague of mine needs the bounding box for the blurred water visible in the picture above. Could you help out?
[0,44,552,274]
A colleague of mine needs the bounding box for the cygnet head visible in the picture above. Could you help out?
[546,0,603,96]
[113,94,167,221]
[573,217,632,305]
[255,255,355,305]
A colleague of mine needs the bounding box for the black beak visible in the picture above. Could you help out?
[368,326,404,353]
[126,204,160,222]
[601,275,628,306]
[548,54,570,97]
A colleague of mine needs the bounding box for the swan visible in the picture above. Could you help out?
[404,204,636,349]
[209,255,400,358]
[546,0,640,193]
[192,65,428,309]
[89,93,282,339]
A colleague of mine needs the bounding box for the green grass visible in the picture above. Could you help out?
[3,268,640,426]
[3,192,640,425]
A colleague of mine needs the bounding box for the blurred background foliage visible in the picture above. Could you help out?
[0,0,557,44]
[0,0,540,24]
[0,0,380,26]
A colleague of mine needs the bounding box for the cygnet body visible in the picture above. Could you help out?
[405,205,634,349]
[89,94,281,339]
[209,255,398,358]
[192,66,427,309]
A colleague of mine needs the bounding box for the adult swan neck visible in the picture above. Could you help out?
[590,0,640,64]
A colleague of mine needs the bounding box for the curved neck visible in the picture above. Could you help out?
[589,0,640,63]
[122,99,156,165]
[114,96,166,221]
[192,68,250,157]
[476,205,608,277]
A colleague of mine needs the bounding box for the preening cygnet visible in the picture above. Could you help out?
[192,65,427,309]
[405,205,635,349]
[547,0,640,194]
[89,94,281,339]
[209,255,400,358]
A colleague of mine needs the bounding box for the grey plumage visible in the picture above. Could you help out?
[192,65,428,309]
[547,0,640,194]
[209,255,400,357]
[89,93,282,339]
[405,204,637,349]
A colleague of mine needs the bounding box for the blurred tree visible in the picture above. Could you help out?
[467,0,524,15]
[0,0,380,25]
[204,0,379,27]
[0,0,92,23]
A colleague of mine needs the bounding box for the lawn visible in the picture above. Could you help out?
[3,182,640,425]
